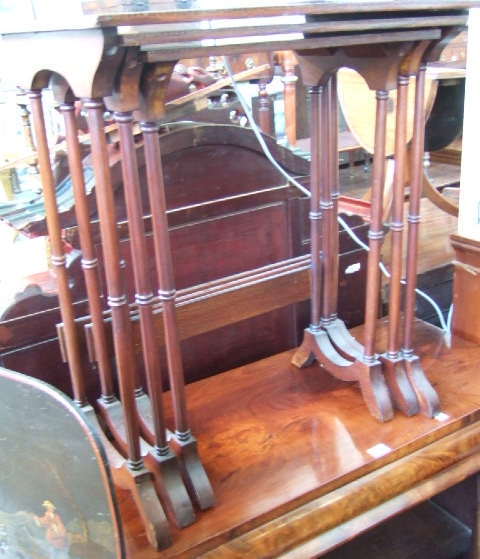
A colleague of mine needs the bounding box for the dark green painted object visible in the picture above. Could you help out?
[0,367,124,559]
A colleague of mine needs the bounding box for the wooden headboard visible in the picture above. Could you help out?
[1,123,370,401]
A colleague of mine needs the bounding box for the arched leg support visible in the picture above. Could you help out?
[325,318,365,361]
[293,328,394,422]
[84,406,173,551]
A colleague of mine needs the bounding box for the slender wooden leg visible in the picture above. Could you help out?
[292,85,333,368]
[83,99,172,550]
[328,75,340,323]
[32,91,170,550]
[402,65,440,417]
[323,74,365,359]
[140,121,215,509]
[114,111,195,528]
[320,78,334,328]
[59,102,117,408]
[345,88,395,420]
[29,91,86,409]
[59,100,141,471]
[62,100,151,464]
[307,85,323,337]
[292,85,393,422]
[379,75,420,416]
[258,81,271,136]
[362,91,390,362]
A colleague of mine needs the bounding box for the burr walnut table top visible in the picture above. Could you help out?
[118,317,480,558]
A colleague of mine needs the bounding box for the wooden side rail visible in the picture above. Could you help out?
[57,255,312,366]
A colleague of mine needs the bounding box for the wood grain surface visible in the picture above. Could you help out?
[117,317,480,558]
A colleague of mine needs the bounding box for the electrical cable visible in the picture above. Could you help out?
[446,303,454,332]
[221,56,311,198]
[222,55,449,332]
[337,214,449,331]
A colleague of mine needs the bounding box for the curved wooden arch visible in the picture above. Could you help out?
[422,170,459,216]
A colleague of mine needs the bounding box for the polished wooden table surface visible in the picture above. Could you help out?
[117,317,480,558]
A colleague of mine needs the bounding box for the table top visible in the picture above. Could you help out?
[1,0,478,35]
[82,1,479,22]
[1,0,474,98]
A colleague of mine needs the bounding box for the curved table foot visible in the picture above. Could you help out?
[97,397,133,457]
[89,406,173,550]
[324,318,365,361]
[170,431,216,510]
[97,396,195,531]
[117,463,173,551]
[144,448,196,529]
[379,354,420,416]
[128,388,197,527]
[422,170,458,217]
[293,328,394,422]
[403,354,441,418]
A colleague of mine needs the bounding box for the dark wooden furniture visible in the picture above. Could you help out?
[1,1,480,556]
[0,124,369,398]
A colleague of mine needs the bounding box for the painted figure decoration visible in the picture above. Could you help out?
[0,368,124,558]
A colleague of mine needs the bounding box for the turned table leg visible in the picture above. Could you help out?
[402,65,441,418]
[379,74,420,417]
[114,111,196,528]
[292,81,393,423]
[141,120,215,510]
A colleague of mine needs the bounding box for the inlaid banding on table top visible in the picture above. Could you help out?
[118,15,469,47]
